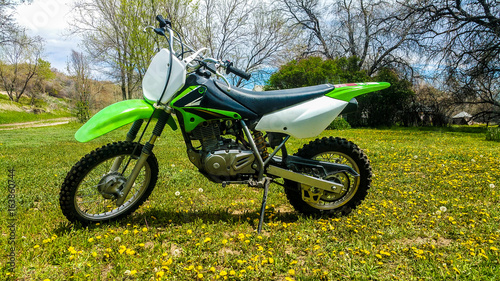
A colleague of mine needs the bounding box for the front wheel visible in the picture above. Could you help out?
[59,141,158,225]
[284,137,372,217]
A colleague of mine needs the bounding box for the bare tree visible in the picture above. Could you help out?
[0,29,44,102]
[281,0,423,76]
[67,50,96,122]
[193,0,297,87]
[400,0,500,121]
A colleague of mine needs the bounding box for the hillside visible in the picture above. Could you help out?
[0,70,121,125]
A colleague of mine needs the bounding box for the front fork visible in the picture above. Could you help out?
[115,109,171,206]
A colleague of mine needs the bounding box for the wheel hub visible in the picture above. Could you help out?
[97,172,127,199]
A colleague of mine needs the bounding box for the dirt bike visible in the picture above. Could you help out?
[59,15,390,232]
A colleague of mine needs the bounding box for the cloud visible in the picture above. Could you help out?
[14,0,81,72]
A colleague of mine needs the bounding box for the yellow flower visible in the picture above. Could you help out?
[118,246,127,254]
[288,269,296,275]
[491,246,498,251]
[156,271,165,277]
[219,270,227,276]
[34,245,40,249]
[198,273,203,278]
[88,238,94,243]
[204,237,212,243]
[130,270,137,275]
[142,227,148,232]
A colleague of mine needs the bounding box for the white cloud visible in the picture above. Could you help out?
[14,0,81,72]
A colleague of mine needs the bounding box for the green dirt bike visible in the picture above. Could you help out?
[59,15,390,232]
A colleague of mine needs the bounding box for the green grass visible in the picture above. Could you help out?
[0,124,499,280]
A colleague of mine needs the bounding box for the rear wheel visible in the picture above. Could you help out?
[59,141,158,225]
[284,137,372,217]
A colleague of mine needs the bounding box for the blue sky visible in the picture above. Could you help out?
[15,0,80,73]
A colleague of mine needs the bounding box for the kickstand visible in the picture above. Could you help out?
[257,178,270,234]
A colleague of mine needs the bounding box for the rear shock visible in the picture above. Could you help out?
[253,131,269,160]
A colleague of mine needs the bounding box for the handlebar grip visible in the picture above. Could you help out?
[156,15,170,28]
[226,64,252,81]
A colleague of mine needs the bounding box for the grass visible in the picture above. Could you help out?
[0,123,499,280]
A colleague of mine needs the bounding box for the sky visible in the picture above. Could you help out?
[14,0,80,73]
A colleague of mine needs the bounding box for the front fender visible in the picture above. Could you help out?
[75,99,177,143]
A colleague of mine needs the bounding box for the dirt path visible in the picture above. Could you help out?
[0,117,74,130]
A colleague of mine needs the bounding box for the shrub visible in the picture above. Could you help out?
[327,116,351,130]
[486,127,500,141]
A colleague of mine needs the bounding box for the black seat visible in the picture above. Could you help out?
[215,82,334,116]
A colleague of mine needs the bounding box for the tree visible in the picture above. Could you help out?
[281,0,423,76]
[28,58,56,105]
[266,56,369,89]
[350,68,415,127]
[0,29,44,102]
[400,0,500,122]
[67,50,94,122]
[71,0,165,100]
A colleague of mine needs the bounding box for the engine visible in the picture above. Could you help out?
[188,121,256,181]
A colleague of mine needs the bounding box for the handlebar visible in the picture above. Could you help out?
[151,15,252,83]
[225,61,252,81]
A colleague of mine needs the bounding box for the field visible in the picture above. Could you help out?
[0,123,499,280]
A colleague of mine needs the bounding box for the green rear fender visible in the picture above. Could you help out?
[326,82,391,101]
[75,99,177,143]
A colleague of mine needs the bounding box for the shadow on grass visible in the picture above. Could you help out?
[52,207,301,235]
[133,206,301,228]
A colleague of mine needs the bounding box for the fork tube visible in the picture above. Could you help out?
[110,120,145,172]
[116,111,170,206]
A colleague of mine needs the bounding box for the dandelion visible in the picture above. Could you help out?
[203,237,212,243]
[471,158,476,163]
[198,273,203,278]
[219,270,227,276]
[142,227,148,232]
[413,155,418,159]
[34,244,40,249]
[440,206,448,213]
[88,238,94,243]
[490,183,495,188]
[114,236,122,242]
[175,191,181,196]
[435,210,442,216]
[288,269,296,275]
[119,246,127,254]
[491,246,498,251]
[124,270,131,275]
[198,188,204,192]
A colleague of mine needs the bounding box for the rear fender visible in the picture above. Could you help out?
[326,82,391,102]
[75,99,177,143]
